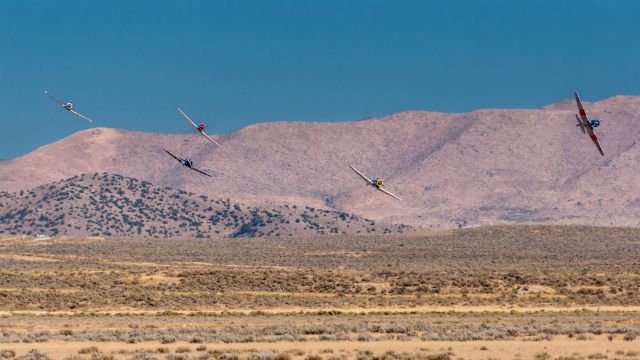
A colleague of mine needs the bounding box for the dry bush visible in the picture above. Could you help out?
[247,352,275,360]
[425,354,452,360]
[534,353,551,360]
[16,350,49,360]
[128,350,158,360]
[90,353,115,360]
[587,354,606,360]
[0,351,16,359]
[160,336,176,344]
[274,354,291,360]
[78,347,99,355]
[62,356,84,360]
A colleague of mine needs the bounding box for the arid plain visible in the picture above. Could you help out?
[1,225,639,359]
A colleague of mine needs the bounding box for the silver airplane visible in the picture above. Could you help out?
[44,90,94,123]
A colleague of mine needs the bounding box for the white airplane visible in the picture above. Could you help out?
[349,165,401,201]
[44,90,94,123]
[574,91,604,156]
[177,108,223,148]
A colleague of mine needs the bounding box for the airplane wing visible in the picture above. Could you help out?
[377,186,401,201]
[200,131,223,148]
[164,149,184,164]
[69,110,94,123]
[189,166,213,177]
[585,127,605,156]
[575,115,586,134]
[44,90,66,108]
[574,92,591,125]
[177,107,199,130]
[349,165,374,185]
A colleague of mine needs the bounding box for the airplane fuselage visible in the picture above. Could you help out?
[369,178,384,188]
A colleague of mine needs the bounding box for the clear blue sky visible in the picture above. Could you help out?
[1,0,639,159]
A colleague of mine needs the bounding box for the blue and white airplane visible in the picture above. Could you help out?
[164,149,212,177]
[349,165,401,201]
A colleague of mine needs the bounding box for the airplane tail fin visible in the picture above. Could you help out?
[576,114,586,134]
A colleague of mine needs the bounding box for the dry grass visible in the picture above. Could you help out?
[2,338,640,360]
[0,226,639,359]
[1,225,640,310]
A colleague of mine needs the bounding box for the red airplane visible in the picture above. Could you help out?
[574,92,604,156]
[177,108,223,148]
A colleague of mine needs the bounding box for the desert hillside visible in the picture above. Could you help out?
[0,173,408,237]
[2,96,640,227]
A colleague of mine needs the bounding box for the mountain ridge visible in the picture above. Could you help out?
[2,95,640,228]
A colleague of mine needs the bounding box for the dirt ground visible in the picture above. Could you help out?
[2,336,640,360]
[1,225,640,359]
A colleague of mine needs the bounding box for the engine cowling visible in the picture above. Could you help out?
[375,179,384,187]
[65,103,74,110]
[591,119,600,128]
[197,124,206,132]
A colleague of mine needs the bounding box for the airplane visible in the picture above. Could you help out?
[177,108,223,148]
[164,149,212,177]
[349,165,401,201]
[44,90,94,123]
[574,91,604,156]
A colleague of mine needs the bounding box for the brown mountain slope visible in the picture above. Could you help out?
[0,174,409,237]
[2,95,640,227]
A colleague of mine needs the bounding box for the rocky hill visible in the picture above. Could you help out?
[0,174,409,237]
